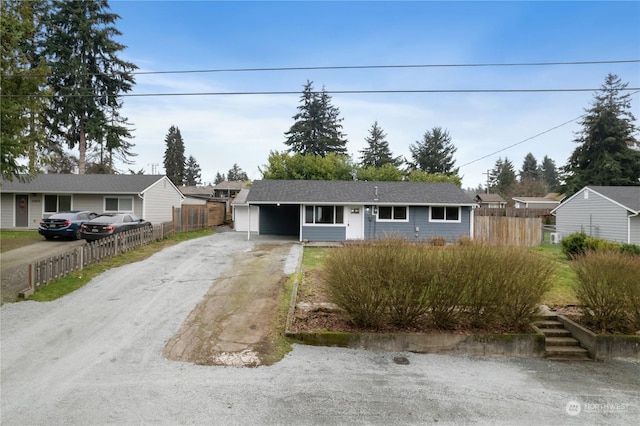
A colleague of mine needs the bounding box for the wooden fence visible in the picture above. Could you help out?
[474,207,552,218]
[173,203,225,232]
[474,216,542,247]
[27,222,172,293]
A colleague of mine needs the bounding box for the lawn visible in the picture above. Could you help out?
[0,230,42,252]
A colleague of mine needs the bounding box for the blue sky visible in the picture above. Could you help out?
[107,0,640,188]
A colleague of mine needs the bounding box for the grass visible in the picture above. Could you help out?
[28,229,214,302]
[0,230,42,252]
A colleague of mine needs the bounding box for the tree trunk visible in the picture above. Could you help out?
[78,121,86,174]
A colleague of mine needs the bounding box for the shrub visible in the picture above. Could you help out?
[584,236,620,253]
[560,232,587,258]
[572,251,640,333]
[620,243,640,256]
[427,236,446,246]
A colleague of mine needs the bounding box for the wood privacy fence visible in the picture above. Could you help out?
[173,203,225,232]
[27,222,172,294]
[474,207,552,218]
[474,216,542,247]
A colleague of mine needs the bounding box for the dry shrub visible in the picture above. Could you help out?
[572,251,640,333]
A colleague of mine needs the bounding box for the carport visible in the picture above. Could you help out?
[253,204,300,238]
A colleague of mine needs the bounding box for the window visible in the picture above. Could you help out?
[430,206,460,222]
[377,206,408,222]
[44,195,71,213]
[304,205,344,225]
[105,197,133,212]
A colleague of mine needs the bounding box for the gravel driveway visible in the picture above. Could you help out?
[1,232,639,425]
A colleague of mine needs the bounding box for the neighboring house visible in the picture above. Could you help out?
[231,188,259,232]
[233,180,476,242]
[474,193,507,208]
[0,174,184,229]
[178,185,214,204]
[512,193,563,209]
[213,181,245,198]
[551,186,640,245]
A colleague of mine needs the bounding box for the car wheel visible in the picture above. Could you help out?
[44,235,54,241]
[74,229,82,240]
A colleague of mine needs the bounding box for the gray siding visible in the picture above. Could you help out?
[364,206,472,242]
[302,226,346,241]
[141,178,183,224]
[630,216,640,245]
[556,190,630,243]
[1,193,14,227]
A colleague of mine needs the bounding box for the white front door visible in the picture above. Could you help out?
[345,206,364,240]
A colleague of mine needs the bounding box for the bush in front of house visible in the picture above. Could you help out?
[323,238,555,331]
[560,232,588,258]
[561,232,640,259]
[620,243,640,256]
[572,251,640,333]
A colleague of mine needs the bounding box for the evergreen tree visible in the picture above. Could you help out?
[1,0,50,181]
[408,127,458,175]
[284,81,347,156]
[214,172,226,184]
[184,155,202,186]
[564,74,640,194]
[43,0,137,174]
[489,157,517,198]
[163,126,185,185]
[519,153,539,181]
[227,163,248,181]
[540,155,560,192]
[359,121,403,168]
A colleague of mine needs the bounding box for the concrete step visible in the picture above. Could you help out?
[540,328,572,337]
[546,345,590,360]
[535,320,564,329]
[545,336,581,346]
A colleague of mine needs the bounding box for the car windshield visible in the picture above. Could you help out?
[49,213,77,220]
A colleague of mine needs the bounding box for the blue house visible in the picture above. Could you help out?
[232,180,476,242]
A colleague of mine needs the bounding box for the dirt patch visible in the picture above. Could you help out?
[163,243,293,367]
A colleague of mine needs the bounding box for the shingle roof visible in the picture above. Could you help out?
[214,181,245,190]
[475,193,506,203]
[588,186,640,212]
[245,180,475,205]
[0,174,168,194]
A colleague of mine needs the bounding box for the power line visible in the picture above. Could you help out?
[458,89,640,169]
[3,59,638,78]
[5,87,640,98]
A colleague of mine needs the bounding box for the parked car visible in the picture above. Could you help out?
[80,213,152,241]
[39,210,99,240]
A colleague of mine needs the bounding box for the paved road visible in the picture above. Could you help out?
[1,232,639,425]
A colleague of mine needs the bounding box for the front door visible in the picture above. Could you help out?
[345,206,363,240]
[15,194,29,227]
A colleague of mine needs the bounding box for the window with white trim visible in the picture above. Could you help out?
[429,206,461,222]
[377,206,408,222]
[304,205,344,225]
[105,196,133,212]
[44,195,71,213]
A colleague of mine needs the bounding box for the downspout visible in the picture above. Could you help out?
[138,192,145,219]
[629,211,639,244]
[247,202,251,241]
[469,206,475,240]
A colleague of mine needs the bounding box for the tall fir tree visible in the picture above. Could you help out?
[1,0,51,180]
[489,157,517,198]
[227,163,248,181]
[564,74,640,194]
[519,153,539,181]
[214,172,226,184]
[408,127,458,175]
[163,126,185,185]
[540,155,560,192]
[359,121,403,168]
[184,155,202,186]
[284,81,347,156]
[43,0,137,174]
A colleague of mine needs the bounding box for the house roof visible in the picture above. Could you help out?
[0,174,173,195]
[553,186,640,214]
[512,196,561,203]
[213,181,245,191]
[475,193,506,203]
[232,188,250,205]
[245,180,475,205]
[178,185,214,196]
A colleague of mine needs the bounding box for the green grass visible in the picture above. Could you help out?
[28,229,214,302]
[530,243,578,306]
[0,230,42,252]
[302,247,332,270]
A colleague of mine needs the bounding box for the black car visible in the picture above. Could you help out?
[80,213,152,241]
[39,210,99,240]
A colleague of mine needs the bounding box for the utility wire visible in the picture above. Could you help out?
[458,89,640,168]
[3,59,638,78]
[5,87,640,98]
